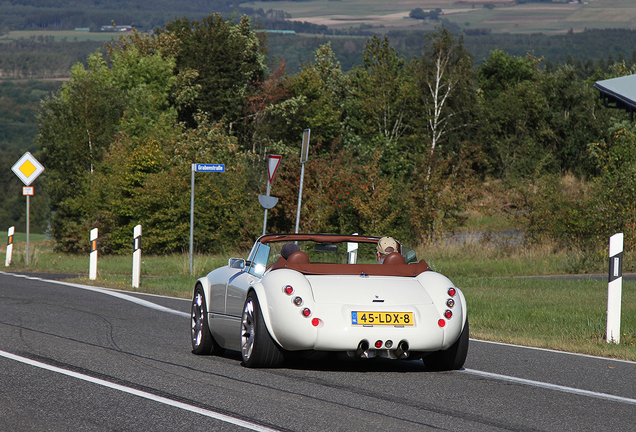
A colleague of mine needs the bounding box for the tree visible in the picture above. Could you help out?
[351,36,414,148]
[158,14,267,131]
[37,53,126,251]
[478,48,534,95]
[411,27,474,171]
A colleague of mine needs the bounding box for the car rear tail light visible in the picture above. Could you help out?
[283,285,294,295]
[438,319,446,327]
[375,340,383,349]
[446,299,455,308]
[385,340,393,348]
[293,296,303,306]
[311,318,321,327]
[302,308,311,317]
[448,287,456,297]
[444,310,453,319]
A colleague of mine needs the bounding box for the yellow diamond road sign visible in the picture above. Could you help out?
[12,152,44,186]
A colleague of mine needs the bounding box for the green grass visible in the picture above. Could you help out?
[419,238,613,278]
[3,238,234,299]
[458,276,636,360]
[3,233,635,360]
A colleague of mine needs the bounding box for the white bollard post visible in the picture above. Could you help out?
[89,228,98,280]
[132,225,142,288]
[606,233,623,344]
[5,226,14,267]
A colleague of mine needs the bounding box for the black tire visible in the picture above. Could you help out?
[423,319,469,371]
[241,292,285,368]
[191,284,224,356]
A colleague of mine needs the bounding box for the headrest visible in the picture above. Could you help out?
[383,252,406,265]
[287,250,310,264]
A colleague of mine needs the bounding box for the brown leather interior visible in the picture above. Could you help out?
[263,234,429,277]
[270,258,430,277]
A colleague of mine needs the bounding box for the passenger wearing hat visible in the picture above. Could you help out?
[376,236,398,263]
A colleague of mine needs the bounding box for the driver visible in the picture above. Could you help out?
[376,236,398,264]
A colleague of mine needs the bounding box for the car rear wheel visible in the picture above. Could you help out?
[423,319,469,371]
[191,284,224,356]
[241,293,285,368]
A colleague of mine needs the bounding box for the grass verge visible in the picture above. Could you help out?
[458,276,636,361]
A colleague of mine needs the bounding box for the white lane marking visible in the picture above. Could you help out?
[471,339,636,365]
[463,368,636,405]
[0,349,279,432]
[0,271,189,318]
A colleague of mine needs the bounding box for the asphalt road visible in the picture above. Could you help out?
[1,271,635,431]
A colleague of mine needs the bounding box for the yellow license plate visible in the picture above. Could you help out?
[351,311,414,326]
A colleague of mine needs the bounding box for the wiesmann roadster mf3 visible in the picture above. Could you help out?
[191,234,468,369]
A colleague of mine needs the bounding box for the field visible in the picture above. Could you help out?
[244,0,636,34]
[0,30,131,43]
[3,233,636,361]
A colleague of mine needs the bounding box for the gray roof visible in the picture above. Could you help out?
[594,74,636,115]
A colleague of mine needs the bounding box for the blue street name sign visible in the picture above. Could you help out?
[195,164,225,172]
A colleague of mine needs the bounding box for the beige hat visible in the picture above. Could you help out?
[377,236,398,255]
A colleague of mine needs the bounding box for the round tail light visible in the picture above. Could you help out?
[311,318,321,327]
[375,340,383,349]
[438,319,446,327]
[284,285,294,295]
[302,308,311,317]
[444,310,453,319]
[448,287,456,297]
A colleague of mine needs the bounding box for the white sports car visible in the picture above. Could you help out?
[190,234,468,370]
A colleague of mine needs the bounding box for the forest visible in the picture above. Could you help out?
[1,12,635,258]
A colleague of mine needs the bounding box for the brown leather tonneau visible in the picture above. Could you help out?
[270,259,431,277]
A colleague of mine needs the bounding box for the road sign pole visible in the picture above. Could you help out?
[26,195,30,266]
[295,163,305,234]
[295,129,310,234]
[262,179,271,235]
[261,155,282,236]
[190,164,195,276]
[189,163,225,275]
[11,152,44,267]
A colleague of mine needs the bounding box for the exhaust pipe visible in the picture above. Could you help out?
[355,340,369,357]
[395,340,409,358]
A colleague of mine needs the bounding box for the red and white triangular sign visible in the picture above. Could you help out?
[267,155,282,184]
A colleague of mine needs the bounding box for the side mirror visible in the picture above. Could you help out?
[228,258,246,269]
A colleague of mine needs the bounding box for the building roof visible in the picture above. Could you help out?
[594,75,636,119]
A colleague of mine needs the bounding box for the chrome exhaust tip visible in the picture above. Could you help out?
[395,340,409,358]
[355,340,369,357]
